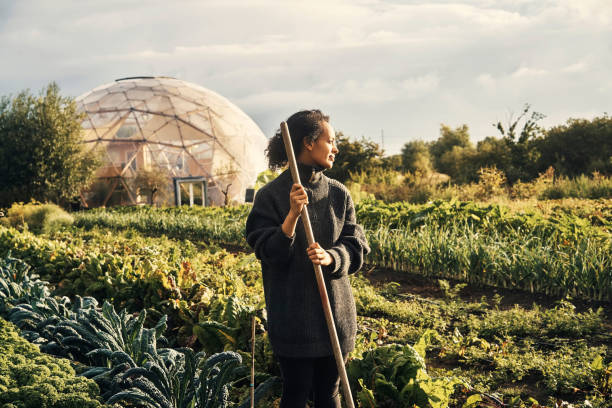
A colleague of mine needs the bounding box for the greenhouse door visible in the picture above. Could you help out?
[173,177,207,207]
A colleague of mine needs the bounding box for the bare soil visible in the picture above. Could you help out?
[361,265,612,327]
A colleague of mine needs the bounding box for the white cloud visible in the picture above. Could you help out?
[562,62,588,73]
[0,0,610,153]
[511,66,549,78]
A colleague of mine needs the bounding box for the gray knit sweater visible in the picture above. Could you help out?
[245,163,370,358]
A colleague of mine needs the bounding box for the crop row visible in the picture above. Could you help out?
[72,202,612,301]
[75,199,611,244]
[355,199,611,238]
[367,222,612,301]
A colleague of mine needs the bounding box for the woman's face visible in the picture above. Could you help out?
[302,121,339,169]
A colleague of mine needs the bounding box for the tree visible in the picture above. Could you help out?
[429,124,472,162]
[325,132,384,183]
[429,124,475,183]
[0,83,100,207]
[401,140,433,174]
[536,115,612,177]
[493,103,544,183]
[380,154,403,172]
[472,136,512,178]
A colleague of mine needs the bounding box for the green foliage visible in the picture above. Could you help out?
[106,347,242,408]
[0,197,609,407]
[537,114,612,177]
[0,317,105,407]
[465,300,604,340]
[0,253,49,314]
[2,261,170,368]
[192,295,260,354]
[74,204,249,247]
[56,199,612,302]
[395,106,612,187]
[254,169,280,190]
[429,124,476,183]
[0,254,276,407]
[493,103,545,183]
[353,270,610,407]
[401,140,433,174]
[472,136,513,180]
[0,83,101,207]
[325,133,384,183]
[539,173,612,200]
[1,201,74,234]
[347,330,461,407]
[473,166,507,200]
[367,221,611,301]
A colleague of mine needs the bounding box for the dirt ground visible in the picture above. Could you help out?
[361,265,612,328]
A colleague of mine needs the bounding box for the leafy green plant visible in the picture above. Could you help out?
[1,201,74,234]
[192,295,261,353]
[0,253,50,313]
[0,316,105,407]
[347,330,462,407]
[107,348,274,408]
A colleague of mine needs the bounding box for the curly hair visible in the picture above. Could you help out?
[265,109,330,170]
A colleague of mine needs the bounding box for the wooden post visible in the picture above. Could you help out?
[280,121,355,408]
[250,315,256,408]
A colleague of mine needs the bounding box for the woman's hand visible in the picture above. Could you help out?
[307,242,333,266]
[289,183,308,218]
[282,183,308,237]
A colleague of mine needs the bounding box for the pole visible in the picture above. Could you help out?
[280,122,355,408]
[250,315,256,408]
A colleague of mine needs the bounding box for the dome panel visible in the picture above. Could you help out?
[176,86,208,102]
[131,78,161,87]
[82,94,100,106]
[153,85,179,96]
[126,88,152,101]
[144,95,173,113]
[169,97,198,115]
[99,92,127,109]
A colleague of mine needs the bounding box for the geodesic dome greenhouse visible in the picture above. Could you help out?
[76,76,268,207]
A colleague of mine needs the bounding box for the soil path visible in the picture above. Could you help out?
[361,264,612,327]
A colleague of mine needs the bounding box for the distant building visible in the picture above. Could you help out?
[76,76,267,207]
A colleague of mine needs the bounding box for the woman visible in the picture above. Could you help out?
[245,110,370,407]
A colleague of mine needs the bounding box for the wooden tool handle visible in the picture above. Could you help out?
[280,121,355,408]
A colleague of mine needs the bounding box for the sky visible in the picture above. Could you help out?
[1,0,610,155]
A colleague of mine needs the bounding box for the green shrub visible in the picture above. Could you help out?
[2,202,73,234]
[0,317,104,407]
[540,173,612,200]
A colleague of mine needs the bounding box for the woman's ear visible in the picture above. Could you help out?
[303,138,314,151]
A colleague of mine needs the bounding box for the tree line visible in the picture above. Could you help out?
[328,104,612,185]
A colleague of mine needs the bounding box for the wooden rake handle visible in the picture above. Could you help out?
[280,121,355,408]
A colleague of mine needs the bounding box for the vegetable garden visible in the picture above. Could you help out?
[0,199,610,407]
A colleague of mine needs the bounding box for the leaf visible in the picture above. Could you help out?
[463,394,483,408]
[413,329,438,360]
[357,378,376,408]
[590,355,603,371]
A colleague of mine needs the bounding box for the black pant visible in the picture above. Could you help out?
[277,354,344,408]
